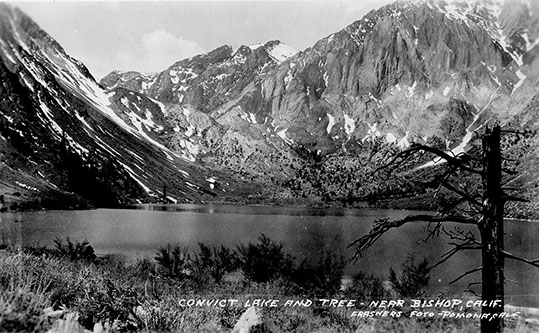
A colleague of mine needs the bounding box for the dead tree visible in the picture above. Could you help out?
[162,183,167,203]
[349,125,536,333]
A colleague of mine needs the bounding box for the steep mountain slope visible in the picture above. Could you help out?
[101,40,305,182]
[0,4,244,209]
[103,0,539,151]
[257,0,537,148]
[99,0,539,211]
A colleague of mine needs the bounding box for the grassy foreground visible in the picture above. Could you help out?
[0,239,537,332]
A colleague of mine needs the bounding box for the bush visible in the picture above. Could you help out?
[389,254,430,298]
[344,271,386,300]
[237,234,294,283]
[292,251,345,296]
[154,244,191,280]
[192,243,239,286]
[132,257,156,279]
[22,243,55,257]
[74,276,141,331]
[53,237,96,262]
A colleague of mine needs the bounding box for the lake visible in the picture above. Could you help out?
[1,204,538,307]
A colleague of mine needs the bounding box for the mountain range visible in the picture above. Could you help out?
[1,0,538,217]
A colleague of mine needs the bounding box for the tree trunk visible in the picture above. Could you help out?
[163,183,167,203]
[479,125,504,333]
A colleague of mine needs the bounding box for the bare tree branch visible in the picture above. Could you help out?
[426,228,482,270]
[440,197,468,216]
[502,186,523,191]
[503,195,530,203]
[449,266,482,284]
[466,281,482,298]
[443,227,481,244]
[438,180,483,209]
[421,222,443,242]
[500,129,536,136]
[373,145,482,176]
[349,215,477,260]
[460,205,482,217]
[468,281,482,288]
[430,243,481,270]
[465,288,481,298]
[500,157,520,162]
[503,251,539,268]
[505,277,518,285]
[502,168,518,175]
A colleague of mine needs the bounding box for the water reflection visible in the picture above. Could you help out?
[130,203,362,216]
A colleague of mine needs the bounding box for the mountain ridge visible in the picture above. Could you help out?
[0,3,250,209]
[1,1,539,215]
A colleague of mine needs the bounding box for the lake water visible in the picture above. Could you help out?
[1,204,538,307]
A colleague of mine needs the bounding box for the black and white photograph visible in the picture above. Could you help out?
[1,0,539,332]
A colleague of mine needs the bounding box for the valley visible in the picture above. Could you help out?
[0,0,538,219]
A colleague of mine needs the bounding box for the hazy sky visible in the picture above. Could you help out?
[12,1,393,79]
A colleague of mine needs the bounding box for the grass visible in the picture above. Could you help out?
[0,239,538,332]
[0,252,60,332]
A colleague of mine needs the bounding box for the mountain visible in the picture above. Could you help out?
[100,0,539,210]
[0,4,247,210]
[1,0,539,214]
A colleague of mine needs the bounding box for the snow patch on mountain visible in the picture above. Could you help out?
[363,122,382,142]
[398,131,411,148]
[178,139,198,161]
[149,97,168,116]
[206,177,216,190]
[324,113,335,135]
[276,127,293,144]
[386,132,397,144]
[406,81,418,97]
[443,86,451,96]
[417,88,494,170]
[344,114,355,135]
[266,43,299,62]
[15,181,38,192]
[523,31,539,51]
[0,39,16,64]
[117,161,152,194]
[38,100,90,156]
[512,69,527,94]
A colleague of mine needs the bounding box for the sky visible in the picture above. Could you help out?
[11,1,394,80]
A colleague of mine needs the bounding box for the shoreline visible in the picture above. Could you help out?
[4,200,539,223]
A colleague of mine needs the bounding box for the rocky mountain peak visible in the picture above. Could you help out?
[3,1,539,210]
[0,3,97,85]
[99,0,538,157]
[258,40,300,62]
[400,0,539,65]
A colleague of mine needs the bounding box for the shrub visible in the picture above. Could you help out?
[154,244,191,280]
[192,243,239,286]
[74,276,141,331]
[132,257,156,279]
[237,234,294,283]
[53,237,96,262]
[292,251,345,296]
[344,271,386,300]
[389,254,431,298]
[22,243,55,257]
